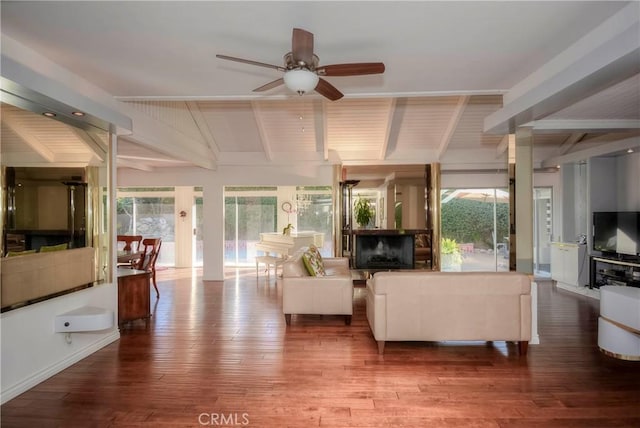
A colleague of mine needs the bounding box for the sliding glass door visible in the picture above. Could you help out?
[295,186,334,256]
[534,187,552,277]
[194,195,204,266]
[224,188,278,266]
[441,187,553,274]
[117,188,175,266]
[441,188,509,272]
[117,187,204,267]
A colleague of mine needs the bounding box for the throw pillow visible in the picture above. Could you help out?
[39,243,68,252]
[302,245,326,277]
[307,244,323,264]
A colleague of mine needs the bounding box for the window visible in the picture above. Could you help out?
[295,186,333,256]
[117,188,175,266]
[224,187,278,265]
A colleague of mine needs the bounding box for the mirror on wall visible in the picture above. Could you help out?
[340,164,433,269]
[342,164,427,230]
[1,100,112,311]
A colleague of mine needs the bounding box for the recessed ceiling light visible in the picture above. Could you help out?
[42,112,56,117]
[71,111,85,117]
[627,148,634,154]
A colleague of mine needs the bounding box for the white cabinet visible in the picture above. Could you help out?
[551,242,589,288]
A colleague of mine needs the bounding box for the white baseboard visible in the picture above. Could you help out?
[530,281,540,345]
[1,330,120,404]
[556,282,601,300]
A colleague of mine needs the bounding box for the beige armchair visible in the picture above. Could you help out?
[281,248,353,325]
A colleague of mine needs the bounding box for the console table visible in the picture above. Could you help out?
[591,256,640,289]
[117,268,151,326]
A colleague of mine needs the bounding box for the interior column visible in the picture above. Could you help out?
[509,128,534,274]
[427,163,441,271]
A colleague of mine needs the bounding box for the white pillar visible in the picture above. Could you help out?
[174,186,194,268]
[203,182,224,281]
[514,127,534,274]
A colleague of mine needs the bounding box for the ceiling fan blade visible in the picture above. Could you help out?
[317,62,385,76]
[291,28,314,66]
[253,78,285,92]
[315,78,343,101]
[216,54,286,72]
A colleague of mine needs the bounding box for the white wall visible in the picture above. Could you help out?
[616,152,640,211]
[561,163,590,243]
[556,153,640,258]
[118,164,335,280]
[589,157,618,212]
[441,171,508,189]
[1,284,119,403]
[1,35,125,405]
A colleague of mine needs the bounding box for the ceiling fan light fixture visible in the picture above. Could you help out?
[284,69,319,95]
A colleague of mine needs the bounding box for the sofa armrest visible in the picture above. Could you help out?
[283,275,353,315]
[366,281,386,340]
[520,294,532,341]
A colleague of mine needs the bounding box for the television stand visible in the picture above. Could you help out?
[591,256,640,289]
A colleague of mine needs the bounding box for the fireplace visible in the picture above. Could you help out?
[355,234,415,270]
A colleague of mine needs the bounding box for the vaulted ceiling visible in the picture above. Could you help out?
[1,1,639,174]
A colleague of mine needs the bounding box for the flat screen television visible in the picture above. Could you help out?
[593,211,640,256]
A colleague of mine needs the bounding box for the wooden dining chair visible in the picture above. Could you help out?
[136,238,162,298]
[117,235,143,268]
[117,235,143,252]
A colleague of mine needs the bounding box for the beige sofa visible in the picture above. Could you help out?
[366,271,532,354]
[281,248,353,325]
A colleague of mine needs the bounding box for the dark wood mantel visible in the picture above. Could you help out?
[350,229,431,235]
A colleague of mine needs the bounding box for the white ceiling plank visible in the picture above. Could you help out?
[251,101,273,161]
[542,136,640,168]
[70,128,105,162]
[2,3,637,172]
[437,96,469,159]
[186,101,221,158]
[485,3,640,134]
[311,99,327,161]
[529,119,640,133]
[116,101,217,169]
[379,98,397,161]
[218,151,337,165]
[383,98,408,159]
[2,109,56,162]
[118,154,191,164]
[495,135,510,158]
[117,158,154,172]
[555,133,587,156]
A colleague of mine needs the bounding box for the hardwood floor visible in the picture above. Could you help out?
[2,269,639,427]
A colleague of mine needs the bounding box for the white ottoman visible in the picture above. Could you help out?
[598,286,640,361]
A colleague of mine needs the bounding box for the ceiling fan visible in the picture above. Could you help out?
[216,28,385,101]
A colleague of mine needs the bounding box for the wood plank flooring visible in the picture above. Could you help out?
[2,269,640,427]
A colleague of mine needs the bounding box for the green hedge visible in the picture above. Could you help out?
[441,199,509,249]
